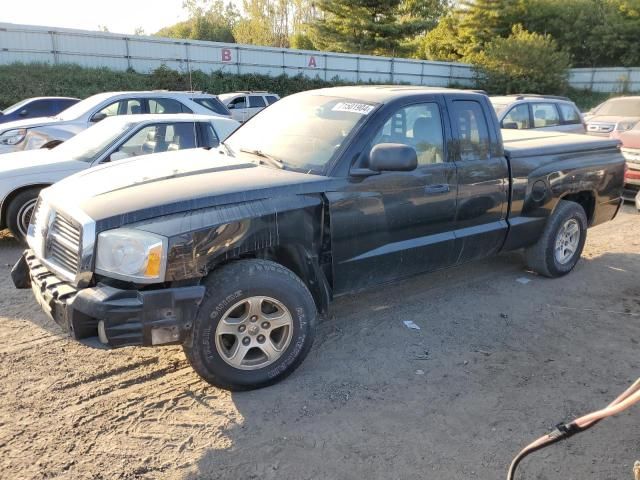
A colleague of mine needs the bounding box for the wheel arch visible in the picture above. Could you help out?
[557,190,596,226]
[206,243,332,315]
[0,183,49,229]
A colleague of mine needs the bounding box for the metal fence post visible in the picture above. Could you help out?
[124,37,131,70]
[236,46,240,75]
[356,56,360,83]
[49,30,58,64]
[420,62,425,86]
[390,57,394,84]
[324,53,328,81]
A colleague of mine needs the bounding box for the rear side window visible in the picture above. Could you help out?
[265,95,279,105]
[451,100,490,161]
[192,97,230,115]
[502,104,531,129]
[559,103,581,124]
[532,103,560,128]
[149,98,191,114]
[249,96,267,108]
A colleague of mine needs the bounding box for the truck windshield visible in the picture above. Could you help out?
[224,94,377,174]
[597,98,640,117]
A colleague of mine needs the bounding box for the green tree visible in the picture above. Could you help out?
[156,0,239,43]
[311,0,447,56]
[470,25,571,94]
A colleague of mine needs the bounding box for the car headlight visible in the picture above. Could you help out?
[0,128,27,145]
[95,228,167,283]
[616,121,638,132]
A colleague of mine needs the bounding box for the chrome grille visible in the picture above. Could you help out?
[45,212,81,274]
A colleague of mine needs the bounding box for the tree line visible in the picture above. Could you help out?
[157,0,640,68]
[154,0,640,94]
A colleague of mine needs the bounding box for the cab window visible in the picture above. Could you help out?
[451,100,490,161]
[370,103,445,166]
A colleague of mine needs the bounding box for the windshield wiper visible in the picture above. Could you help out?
[240,148,285,170]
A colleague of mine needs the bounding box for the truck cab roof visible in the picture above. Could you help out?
[306,85,484,104]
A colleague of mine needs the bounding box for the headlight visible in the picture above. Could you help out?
[616,121,638,132]
[95,229,167,283]
[0,128,27,145]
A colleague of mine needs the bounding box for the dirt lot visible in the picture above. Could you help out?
[1,206,639,480]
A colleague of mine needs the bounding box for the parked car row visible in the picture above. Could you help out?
[0,89,286,239]
[0,90,279,154]
[5,85,625,391]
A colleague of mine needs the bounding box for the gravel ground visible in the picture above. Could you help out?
[1,206,639,480]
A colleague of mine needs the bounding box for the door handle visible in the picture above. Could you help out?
[425,184,450,194]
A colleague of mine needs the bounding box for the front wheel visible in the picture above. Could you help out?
[6,188,41,243]
[525,200,588,278]
[183,259,317,391]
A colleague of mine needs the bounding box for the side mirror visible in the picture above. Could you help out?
[91,112,108,123]
[369,143,417,172]
[502,121,518,129]
[19,109,28,117]
[226,104,235,110]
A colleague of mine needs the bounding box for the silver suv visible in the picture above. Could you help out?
[490,95,585,134]
[219,91,280,123]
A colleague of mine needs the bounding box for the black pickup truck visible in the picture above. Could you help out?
[12,86,624,390]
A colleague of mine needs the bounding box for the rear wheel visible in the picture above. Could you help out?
[183,259,317,391]
[525,200,588,277]
[6,188,41,243]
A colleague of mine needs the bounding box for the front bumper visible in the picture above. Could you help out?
[12,250,205,348]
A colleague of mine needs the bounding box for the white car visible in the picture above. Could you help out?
[0,91,232,154]
[218,91,279,123]
[0,113,239,241]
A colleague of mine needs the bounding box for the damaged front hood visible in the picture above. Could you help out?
[44,148,334,231]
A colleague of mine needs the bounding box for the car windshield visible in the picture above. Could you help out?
[2,99,31,115]
[596,98,640,117]
[52,119,132,162]
[55,94,111,121]
[224,94,377,174]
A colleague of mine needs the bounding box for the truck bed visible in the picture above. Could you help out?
[502,129,620,159]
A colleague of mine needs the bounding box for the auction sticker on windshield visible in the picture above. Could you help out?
[332,102,375,115]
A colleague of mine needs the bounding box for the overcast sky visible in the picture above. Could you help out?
[1,0,241,35]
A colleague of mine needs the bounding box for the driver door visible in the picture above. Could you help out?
[327,99,459,294]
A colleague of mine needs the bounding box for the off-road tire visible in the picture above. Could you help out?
[183,259,317,391]
[6,188,41,243]
[525,200,588,278]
